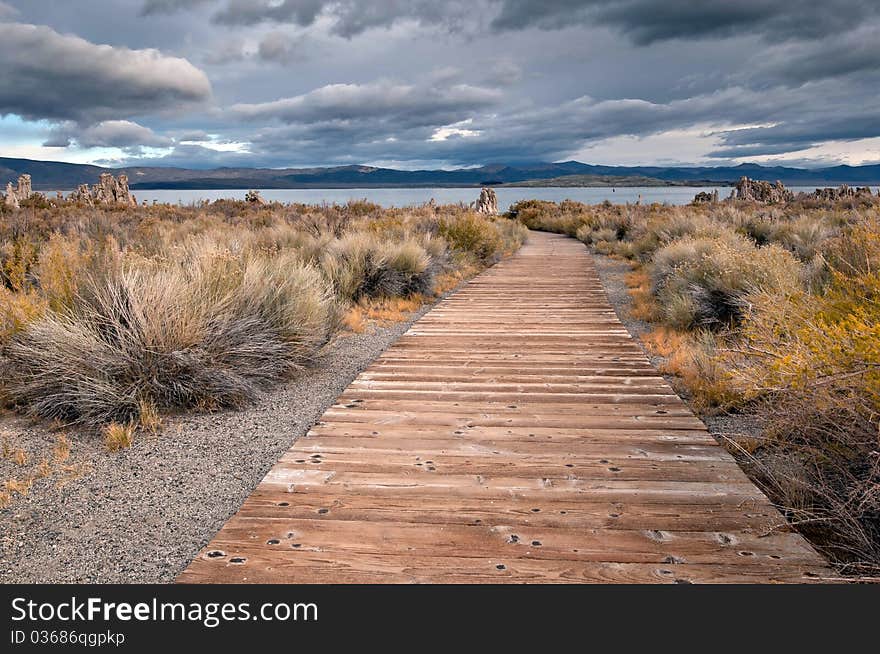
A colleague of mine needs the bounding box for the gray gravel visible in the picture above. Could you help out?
[0,305,432,583]
[589,253,652,340]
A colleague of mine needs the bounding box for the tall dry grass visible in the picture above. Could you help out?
[0,200,524,429]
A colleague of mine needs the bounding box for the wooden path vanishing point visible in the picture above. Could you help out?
[180,231,833,583]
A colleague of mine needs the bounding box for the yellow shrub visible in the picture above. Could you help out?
[0,237,39,291]
[729,254,880,566]
[438,213,505,262]
[35,234,110,310]
[0,286,47,345]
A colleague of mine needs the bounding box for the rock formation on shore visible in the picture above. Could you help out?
[692,189,719,204]
[68,184,93,205]
[474,187,498,214]
[245,189,268,205]
[94,173,136,206]
[3,174,33,209]
[733,176,794,203]
[67,173,137,206]
[808,184,874,201]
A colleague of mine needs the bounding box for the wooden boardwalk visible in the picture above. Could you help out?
[180,231,832,583]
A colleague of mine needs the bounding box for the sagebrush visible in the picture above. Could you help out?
[0,200,525,428]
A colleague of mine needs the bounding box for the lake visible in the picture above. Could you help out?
[126,186,878,212]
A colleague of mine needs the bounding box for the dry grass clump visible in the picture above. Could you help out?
[0,286,46,345]
[768,214,837,262]
[650,234,801,329]
[493,217,529,254]
[103,422,135,452]
[624,269,657,321]
[642,327,737,411]
[321,233,435,301]
[3,246,337,426]
[438,213,505,263]
[343,295,426,333]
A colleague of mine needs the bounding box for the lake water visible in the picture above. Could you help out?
[126,186,877,212]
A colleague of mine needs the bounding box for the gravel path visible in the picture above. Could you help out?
[0,306,433,583]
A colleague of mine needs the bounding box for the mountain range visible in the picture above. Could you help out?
[3,157,880,191]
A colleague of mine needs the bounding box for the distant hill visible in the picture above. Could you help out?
[503,174,693,187]
[2,156,880,191]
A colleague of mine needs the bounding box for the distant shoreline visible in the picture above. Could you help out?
[124,181,880,191]
[127,181,730,190]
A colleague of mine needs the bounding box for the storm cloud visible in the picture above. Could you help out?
[203,0,476,38]
[144,0,877,43]
[231,80,502,127]
[44,120,174,149]
[490,0,876,44]
[1,0,879,168]
[0,22,212,124]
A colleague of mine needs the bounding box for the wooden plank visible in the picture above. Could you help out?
[180,231,833,584]
[178,549,832,584]
[330,400,694,417]
[199,517,822,565]
[236,492,787,532]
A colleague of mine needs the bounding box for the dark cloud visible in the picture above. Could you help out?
[257,31,308,64]
[147,1,877,44]
[748,26,880,86]
[176,130,212,142]
[147,0,477,38]
[213,0,324,28]
[140,0,212,16]
[0,22,212,124]
[709,109,880,159]
[490,1,876,45]
[44,120,174,149]
[231,80,502,128]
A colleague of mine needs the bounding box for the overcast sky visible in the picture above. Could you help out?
[1,0,879,170]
